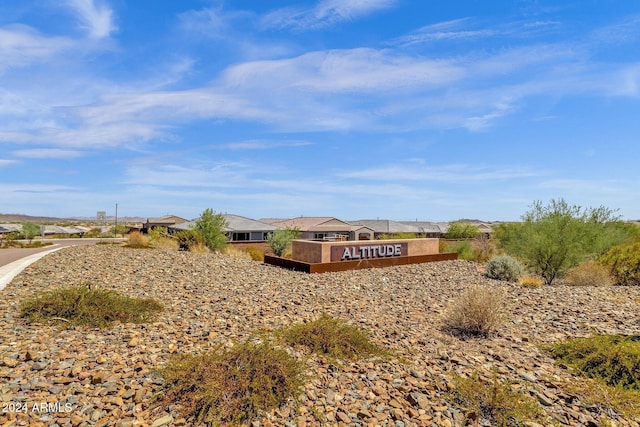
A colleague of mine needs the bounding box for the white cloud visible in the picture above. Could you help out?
[591,14,640,44]
[65,0,116,39]
[0,24,73,72]
[123,162,251,188]
[463,103,515,131]
[222,140,312,150]
[339,163,542,183]
[262,0,397,30]
[2,183,77,193]
[12,149,85,159]
[0,159,19,167]
[221,48,465,93]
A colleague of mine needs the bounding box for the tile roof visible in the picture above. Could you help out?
[270,217,354,232]
[170,214,278,233]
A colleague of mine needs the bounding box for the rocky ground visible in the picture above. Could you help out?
[1,245,639,427]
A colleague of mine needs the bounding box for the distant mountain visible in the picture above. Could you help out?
[0,213,145,224]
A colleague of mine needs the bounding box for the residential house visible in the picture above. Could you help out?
[143,215,189,233]
[170,214,278,242]
[41,225,87,237]
[266,217,374,241]
[350,219,423,239]
[0,224,22,235]
[398,221,447,238]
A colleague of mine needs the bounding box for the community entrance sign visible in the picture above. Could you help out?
[264,238,457,273]
[331,243,408,261]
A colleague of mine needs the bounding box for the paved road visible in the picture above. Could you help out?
[0,238,124,290]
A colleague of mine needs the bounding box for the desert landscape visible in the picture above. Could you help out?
[1,244,639,426]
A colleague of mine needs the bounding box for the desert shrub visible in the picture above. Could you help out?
[472,236,496,263]
[152,236,179,251]
[519,274,543,288]
[244,245,264,262]
[445,221,481,239]
[280,313,388,361]
[20,286,163,328]
[84,227,102,238]
[224,246,252,259]
[161,340,304,426]
[146,227,178,251]
[559,376,640,420]
[147,227,167,241]
[377,232,418,240]
[268,228,300,257]
[21,223,41,242]
[494,199,634,285]
[443,285,505,337]
[175,230,207,252]
[446,240,476,261]
[547,335,640,390]
[189,241,210,253]
[563,261,614,286]
[126,231,150,248]
[193,208,228,252]
[599,240,640,286]
[486,255,524,282]
[451,372,543,426]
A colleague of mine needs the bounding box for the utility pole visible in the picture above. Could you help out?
[114,203,118,238]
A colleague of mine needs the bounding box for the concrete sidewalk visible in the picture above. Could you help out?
[0,246,67,291]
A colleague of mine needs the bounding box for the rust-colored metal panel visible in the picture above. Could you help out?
[264,253,457,274]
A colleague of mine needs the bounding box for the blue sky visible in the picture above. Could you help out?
[1,1,639,222]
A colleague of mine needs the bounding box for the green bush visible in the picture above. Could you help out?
[161,340,304,425]
[21,223,41,242]
[193,208,228,252]
[446,240,476,261]
[486,255,524,282]
[267,228,300,257]
[20,286,163,328]
[599,240,640,286]
[84,227,103,238]
[494,199,634,285]
[444,221,481,239]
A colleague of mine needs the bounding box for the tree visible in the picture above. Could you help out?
[268,228,300,257]
[22,223,41,243]
[495,198,632,285]
[194,209,228,252]
[444,221,481,239]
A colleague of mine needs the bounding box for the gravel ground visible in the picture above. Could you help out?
[1,245,639,427]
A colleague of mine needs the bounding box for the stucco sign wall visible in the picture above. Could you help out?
[330,243,408,262]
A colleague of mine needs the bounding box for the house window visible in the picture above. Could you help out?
[314,233,327,240]
[232,232,250,241]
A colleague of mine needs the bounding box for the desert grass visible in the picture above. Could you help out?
[125,231,151,249]
[451,372,544,426]
[547,335,640,419]
[161,340,304,426]
[279,313,388,362]
[563,261,613,286]
[20,285,163,328]
[442,285,505,337]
